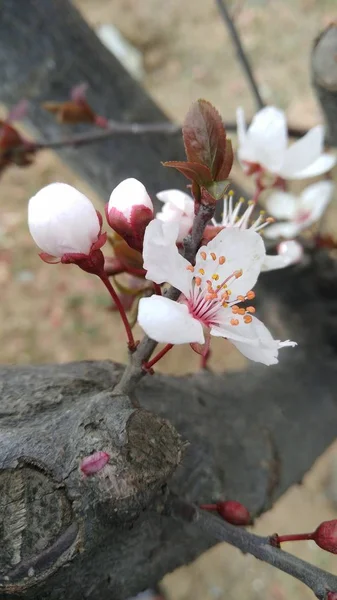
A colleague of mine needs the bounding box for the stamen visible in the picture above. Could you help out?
[200,251,207,260]
[246,291,255,300]
[194,276,202,286]
[199,268,205,275]
[234,269,243,279]
[210,252,217,261]
[212,273,219,281]
[186,265,194,272]
[230,318,239,326]
[219,256,226,265]
[238,308,246,315]
[237,295,245,302]
[246,306,255,313]
[244,315,253,324]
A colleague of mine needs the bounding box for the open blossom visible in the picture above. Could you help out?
[106,178,153,252]
[138,220,296,365]
[264,180,334,239]
[156,189,194,242]
[237,106,336,179]
[28,182,104,263]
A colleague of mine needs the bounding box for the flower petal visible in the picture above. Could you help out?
[298,180,334,224]
[261,240,303,271]
[280,126,324,178]
[263,221,301,240]
[138,296,204,344]
[291,153,336,179]
[266,191,297,220]
[143,219,192,295]
[241,107,288,173]
[197,228,266,297]
[156,189,194,213]
[108,178,153,221]
[236,107,247,146]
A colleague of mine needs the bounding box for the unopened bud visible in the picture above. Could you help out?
[106,178,154,252]
[216,501,251,526]
[313,520,337,554]
[80,451,110,476]
[327,592,337,600]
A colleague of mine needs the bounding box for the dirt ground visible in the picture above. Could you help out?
[1,0,337,598]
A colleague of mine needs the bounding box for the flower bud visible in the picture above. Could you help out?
[80,451,110,476]
[327,592,337,600]
[106,178,153,252]
[28,183,102,259]
[216,501,251,526]
[156,189,194,243]
[313,520,337,554]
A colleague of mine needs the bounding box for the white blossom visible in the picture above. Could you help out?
[264,181,334,239]
[28,183,100,258]
[237,106,336,180]
[138,220,296,365]
[156,189,194,242]
[107,178,153,223]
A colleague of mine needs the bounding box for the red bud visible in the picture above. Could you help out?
[327,593,337,600]
[313,520,337,554]
[216,501,251,526]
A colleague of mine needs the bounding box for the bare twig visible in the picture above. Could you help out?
[215,0,265,110]
[167,495,337,600]
[112,203,215,396]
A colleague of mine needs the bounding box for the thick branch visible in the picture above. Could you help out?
[168,496,337,600]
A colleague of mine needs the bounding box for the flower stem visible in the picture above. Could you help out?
[277,533,313,543]
[144,344,174,370]
[99,273,136,350]
[153,283,162,295]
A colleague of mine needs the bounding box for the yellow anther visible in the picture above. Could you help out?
[219,256,226,265]
[260,210,266,215]
[244,315,253,324]
[210,252,217,261]
[212,273,219,281]
[222,302,229,308]
[230,318,239,326]
[228,190,234,196]
[200,251,207,260]
[231,305,240,314]
[199,268,205,275]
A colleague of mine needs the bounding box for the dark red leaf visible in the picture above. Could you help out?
[217,139,234,180]
[182,99,228,179]
[163,160,212,185]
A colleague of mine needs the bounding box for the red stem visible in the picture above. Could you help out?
[153,283,162,295]
[277,533,313,543]
[99,273,136,350]
[144,344,174,370]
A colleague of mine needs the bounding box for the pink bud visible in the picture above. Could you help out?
[216,500,251,526]
[327,593,337,600]
[313,520,337,554]
[106,178,153,252]
[80,451,110,476]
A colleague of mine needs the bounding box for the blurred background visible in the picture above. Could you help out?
[1,1,337,598]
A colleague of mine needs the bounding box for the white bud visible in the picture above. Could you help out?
[107,178,153,223]
[156,189,194,242]
[28,183,100,257]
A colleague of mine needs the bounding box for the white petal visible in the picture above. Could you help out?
[108,178,153,221]
[261,240,303,271]
[28,183,100,257]
[290,153,336,179]
[229,316,296,365]
[266,191,297,220]
[242,107,288,173]
[298,180,334,224]
[142,219,192,295]
[156,189,194,214]
[236,107,247,146]
[198,228,265,297]
[280,126,324,177]
[138,296,204,344]
[263,221,301,240]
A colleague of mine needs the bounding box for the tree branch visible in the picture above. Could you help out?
[167,495,337,600]
[215,0,265,110]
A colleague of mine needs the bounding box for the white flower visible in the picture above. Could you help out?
[214,194,301,271]
[138,220,296,365]
[156,189,194,242]
[28,182,101,257]
[264,180,334,239]
[107,178,153,224]
[237,106,336,180]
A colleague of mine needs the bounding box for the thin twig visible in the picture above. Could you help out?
[167,495,337,600]
[216,0,265,110]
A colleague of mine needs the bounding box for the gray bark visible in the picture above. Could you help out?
[312,24,337,146]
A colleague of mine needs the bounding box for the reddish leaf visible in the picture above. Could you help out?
[163,160,212,185]
[217,139,234,180]
[182,99,228,179]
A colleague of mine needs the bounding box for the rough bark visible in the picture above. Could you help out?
[312,24,337,146]
[2,252,337,599]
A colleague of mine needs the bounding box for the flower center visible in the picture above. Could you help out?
[185,250,256,328]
